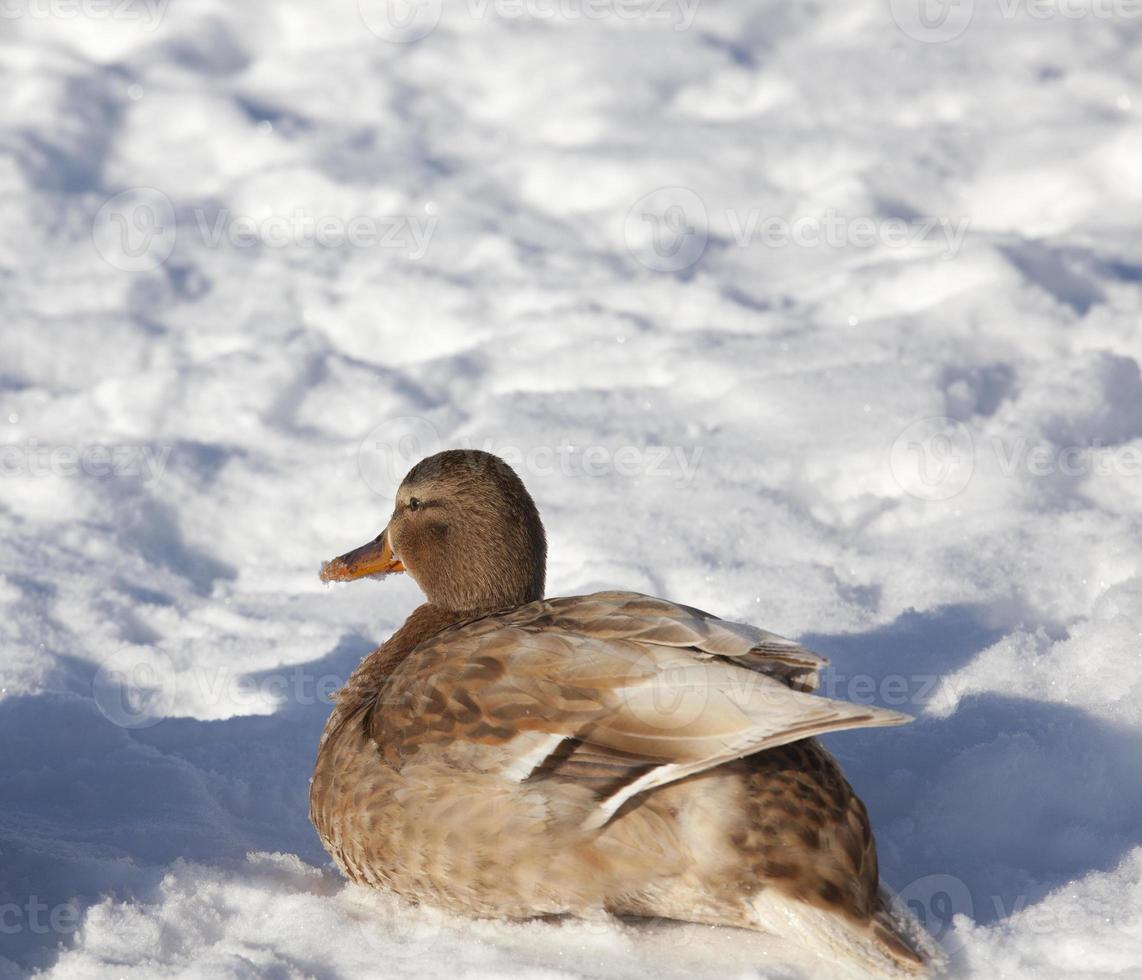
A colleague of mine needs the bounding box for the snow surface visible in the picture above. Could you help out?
[2,0,1142,976]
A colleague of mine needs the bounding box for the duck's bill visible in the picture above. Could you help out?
[319,529,405,582]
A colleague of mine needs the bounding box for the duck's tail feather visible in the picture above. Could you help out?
[747,887,946,977]
[872,886,949,975]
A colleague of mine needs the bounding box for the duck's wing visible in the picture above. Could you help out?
[371,591,908,830]
[531,591,829,692]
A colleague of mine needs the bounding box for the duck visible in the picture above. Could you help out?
[310,449,939,976]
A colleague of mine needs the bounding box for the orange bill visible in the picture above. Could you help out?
[320,528,405,582]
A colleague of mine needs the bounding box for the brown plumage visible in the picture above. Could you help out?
[310,449,940,976]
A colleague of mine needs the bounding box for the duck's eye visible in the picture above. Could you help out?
[407,497,421,512]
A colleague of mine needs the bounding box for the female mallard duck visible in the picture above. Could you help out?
[310,450,937,976]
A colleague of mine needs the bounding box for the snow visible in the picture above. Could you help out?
[2,0,1142,976]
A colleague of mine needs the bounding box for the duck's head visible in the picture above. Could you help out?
[320,449,547,613]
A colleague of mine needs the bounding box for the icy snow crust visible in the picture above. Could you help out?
[2,0,1142,976]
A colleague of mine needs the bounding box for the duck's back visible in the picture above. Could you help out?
[310,591,934,975]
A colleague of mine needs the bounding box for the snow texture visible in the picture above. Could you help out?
[2,0,1142,976]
